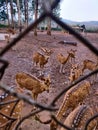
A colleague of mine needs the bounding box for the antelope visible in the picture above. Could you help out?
[4,34,11,43]
[37,73,50,81]
[68,49,77,63]
[82,59,98,83]
[32,52,50,69]
[68,64,83,83]
[40,47,53,56]
[15,72,51,101]
[0,87,23,130]
[7,28,16,35]
[5,28,16,43]
[82,59,98,72]
[50,80,91,130]
[60,105,97,130]
[57,51,72,73]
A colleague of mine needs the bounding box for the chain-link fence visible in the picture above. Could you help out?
[0,0,98,130]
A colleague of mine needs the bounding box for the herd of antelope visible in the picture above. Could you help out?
[0,33,98,129]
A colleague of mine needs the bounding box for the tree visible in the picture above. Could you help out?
[10,0,14,28]
[34,0,38,36]
[46,0,52,35]
[0,0,60,31]
[47,17,51,35]
[6,0,10,27]
[24,0,28,27]
[52,2,61,18]
[0,1,7,21]
[46,1,61,35]
[17,0,22,31]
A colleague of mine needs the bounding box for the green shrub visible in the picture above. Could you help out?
[51,27,61,31]
[86,27,98,33]
[0,24,8,28]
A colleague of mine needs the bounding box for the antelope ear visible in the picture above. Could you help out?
[44,74,51,84]
[71,64,74,68]
[47,74,50,80]
[45,56,50,59]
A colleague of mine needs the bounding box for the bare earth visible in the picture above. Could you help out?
[0,31,98,130]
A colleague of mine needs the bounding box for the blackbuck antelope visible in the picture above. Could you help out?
[50,80,91,130]
[15,72,51,101]
[0,87,23,130]
[60,105,97,130]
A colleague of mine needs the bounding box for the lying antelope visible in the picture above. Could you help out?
[60,105,97,130]
[15,72,51,101]
[82,59,98,72]
[0,87,23,130]
[50,80,91,130]
[82,59,98,83]
[32,52,50,69]
[57,51,72,73]
[7,28,16,35]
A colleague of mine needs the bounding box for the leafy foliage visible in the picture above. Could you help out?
[52,3,61,18]
[0,0,61,28]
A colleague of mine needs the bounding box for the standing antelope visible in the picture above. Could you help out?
[32,52,50,68]
[68,49,77,64]
[57,51,72,73]
[4,34,11,43]
[15,72,51,101]
[68,64,83,83]
[4,28,16,43]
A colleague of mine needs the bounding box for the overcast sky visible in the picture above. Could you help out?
[60,0,98,22]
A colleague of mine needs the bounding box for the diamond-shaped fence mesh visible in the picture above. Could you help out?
[0,0,98,130]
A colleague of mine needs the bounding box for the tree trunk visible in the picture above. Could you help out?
[24,0,28,27]
[47,0,51,35]
[10,0,14,28]
[6,0,10,27]
[34,0,38,36]
[47,17,51,35]
[17,0,22,32]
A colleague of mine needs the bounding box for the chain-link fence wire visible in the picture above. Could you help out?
[0,0,98,129]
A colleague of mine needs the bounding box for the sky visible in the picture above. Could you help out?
[60,0,98,22]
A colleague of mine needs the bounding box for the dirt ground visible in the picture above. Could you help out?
[0,30,98,130]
